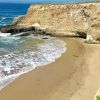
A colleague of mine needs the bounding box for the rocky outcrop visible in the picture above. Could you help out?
[1,2,100,39]
[12,16,24,25]
[12,2,100,39]
[0,25,51,36]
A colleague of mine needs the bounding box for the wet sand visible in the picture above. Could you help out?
[0,38,100,100]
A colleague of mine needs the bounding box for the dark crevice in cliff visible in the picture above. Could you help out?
[76,31,87,39]
[0,25,53,37]
[0,25,88,39]
[0,26,35,34]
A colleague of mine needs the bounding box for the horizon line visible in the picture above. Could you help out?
[0,0,97,4]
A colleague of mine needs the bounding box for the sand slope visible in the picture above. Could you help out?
[0,38,100,100]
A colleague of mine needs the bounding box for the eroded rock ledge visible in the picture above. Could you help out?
[1,2,100,40]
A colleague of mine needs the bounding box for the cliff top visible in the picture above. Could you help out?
[29,2,100,11]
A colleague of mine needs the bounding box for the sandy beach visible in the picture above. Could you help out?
[0,38,100,100]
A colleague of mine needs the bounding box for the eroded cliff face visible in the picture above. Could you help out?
[16,3,100,38]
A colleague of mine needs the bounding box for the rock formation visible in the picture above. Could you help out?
[1,2,100,39]
[12,2,100,39]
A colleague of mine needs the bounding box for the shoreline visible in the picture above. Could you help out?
[0,38,100,100]
[0,36,66,90]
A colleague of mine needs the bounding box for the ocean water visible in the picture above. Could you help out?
[0,3,30,26]
[0,36,66,90]
[0,3,67,90]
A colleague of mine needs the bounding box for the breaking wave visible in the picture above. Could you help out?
[0,36,66,90]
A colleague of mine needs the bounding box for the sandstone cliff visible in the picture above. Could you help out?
[15,3,100,38]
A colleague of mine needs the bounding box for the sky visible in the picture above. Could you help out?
[0,0,96,4]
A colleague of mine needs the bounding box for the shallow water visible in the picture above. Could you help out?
[0,36,43,55]
[0,35,66,90]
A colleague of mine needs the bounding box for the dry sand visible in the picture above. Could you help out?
[0,38,100,100]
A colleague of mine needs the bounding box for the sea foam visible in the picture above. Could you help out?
[0,36,67,90]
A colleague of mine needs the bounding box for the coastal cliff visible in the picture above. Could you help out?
[14,2,100,39]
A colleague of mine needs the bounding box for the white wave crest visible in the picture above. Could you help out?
[0,37,67,90]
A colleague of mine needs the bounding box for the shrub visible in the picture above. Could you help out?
[96,96,100,100]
